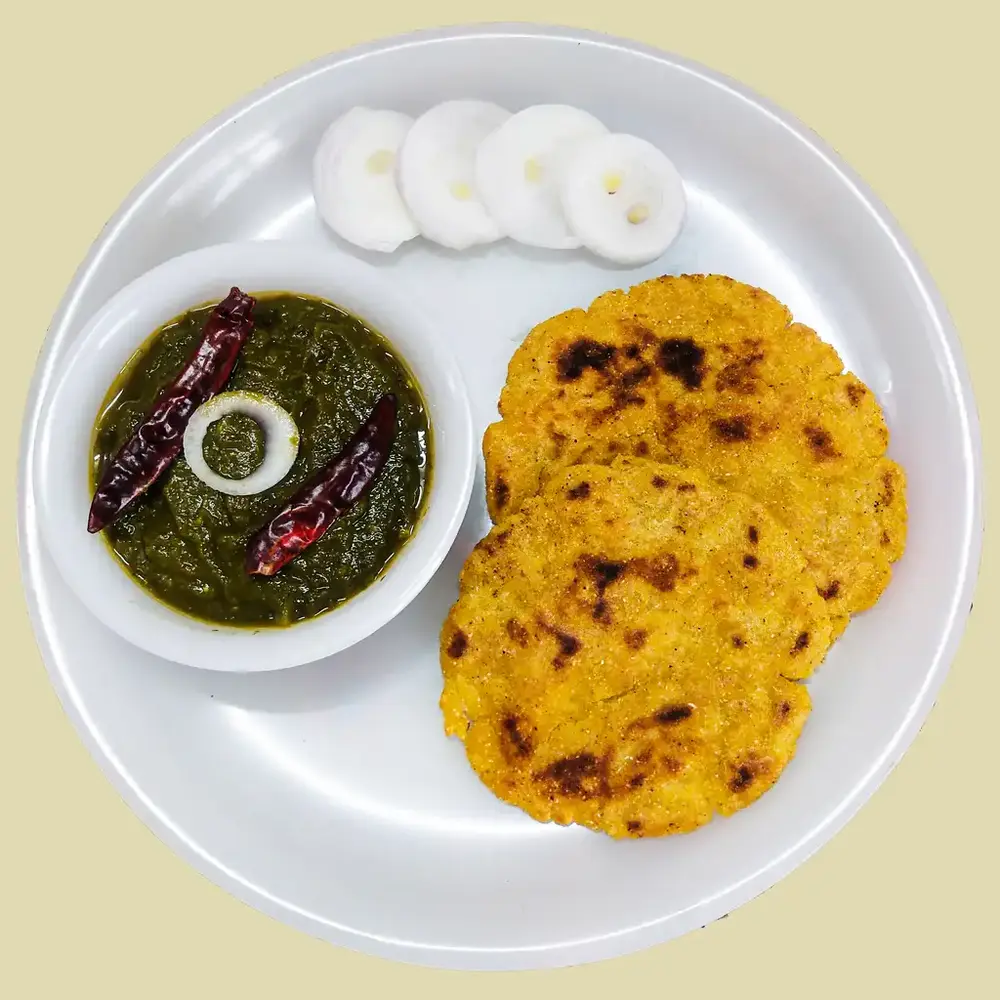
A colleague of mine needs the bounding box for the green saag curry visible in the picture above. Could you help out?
[92,293,431,627]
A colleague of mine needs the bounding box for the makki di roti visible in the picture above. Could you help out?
[483,274,907,633]
[441,273,907,839]
[441,460,832,839]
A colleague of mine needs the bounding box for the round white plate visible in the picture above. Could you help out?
[18,24,982,970]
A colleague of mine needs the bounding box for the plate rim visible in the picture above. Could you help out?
[16,22,984,971]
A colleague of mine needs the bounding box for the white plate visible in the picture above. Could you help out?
[17,24,982,970]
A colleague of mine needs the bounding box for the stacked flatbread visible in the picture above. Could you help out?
[441,275,906,838]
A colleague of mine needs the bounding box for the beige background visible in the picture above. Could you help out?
[3,0,996,995]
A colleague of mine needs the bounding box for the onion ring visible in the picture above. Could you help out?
[183,391,299,496]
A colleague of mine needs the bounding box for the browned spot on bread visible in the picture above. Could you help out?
[713,416,751,442]
[804,425,838,460]
[655,703,694,724]
[556,631,580,658]
[591,358,656,425]
[658,337,706,389]
[662,402,683,435]
[622,363,653,389]
[776,701,792,723]
[748,525,759,544]
[577,555,628,622]
[624,629,648,650]
[492,477,510,511]
[501,715,534,759]
[652,475,668,489]
[634,440,650,457]
[677,482,696,492]
[846,381,866,406]
[728,754,772,793]
[880,530,891,546]
[537,618,582,668]
[791,631,810,655]
[743,554,759,569]
[593,389,646,424]
[447,630,468,658]
[819,580,841,600]
[567,481,591,500]
[477,528,511,557]
[732,635,745,648]
[558,339,617,381]
[628,775,646,788]
[877,469,896,509]
[623,323,657,348]
[631,554,681,592]
[551,631,580,667]
[505,618,529,646]
[550,429,568,456]
[627,702,695,735]
[537,752,609,798]
[589,559,627,586]
[627,820,643,833]
[716,351,765,394]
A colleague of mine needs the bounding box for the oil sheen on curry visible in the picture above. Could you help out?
[91,293,430,627]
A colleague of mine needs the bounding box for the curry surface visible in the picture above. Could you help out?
[92,293,431,627]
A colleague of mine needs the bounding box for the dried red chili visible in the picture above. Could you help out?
[245,394,398,577]
[88,287,256,533]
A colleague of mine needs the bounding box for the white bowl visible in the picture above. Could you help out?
[34,241,474,671]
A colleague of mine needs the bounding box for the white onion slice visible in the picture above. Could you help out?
[474,104,608,249]
[312,107,418,253]
[559,133,686,265]
[397,99,511,249]
[183,392,299,497]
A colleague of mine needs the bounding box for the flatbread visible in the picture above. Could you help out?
[441,459,833,838]
[483,274,907,626]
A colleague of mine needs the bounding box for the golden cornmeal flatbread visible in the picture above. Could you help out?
[440,460,834,838]
[483,274,907,629]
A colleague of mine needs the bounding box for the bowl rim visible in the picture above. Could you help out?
[32,239,475,672]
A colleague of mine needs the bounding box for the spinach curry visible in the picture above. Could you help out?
[92,293,430,627]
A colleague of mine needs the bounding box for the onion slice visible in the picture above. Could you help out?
[312,107,418,253]
[397,99,511,250]
[559,133,686,265]
[183,392,299,496]
[474,104,608,249]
